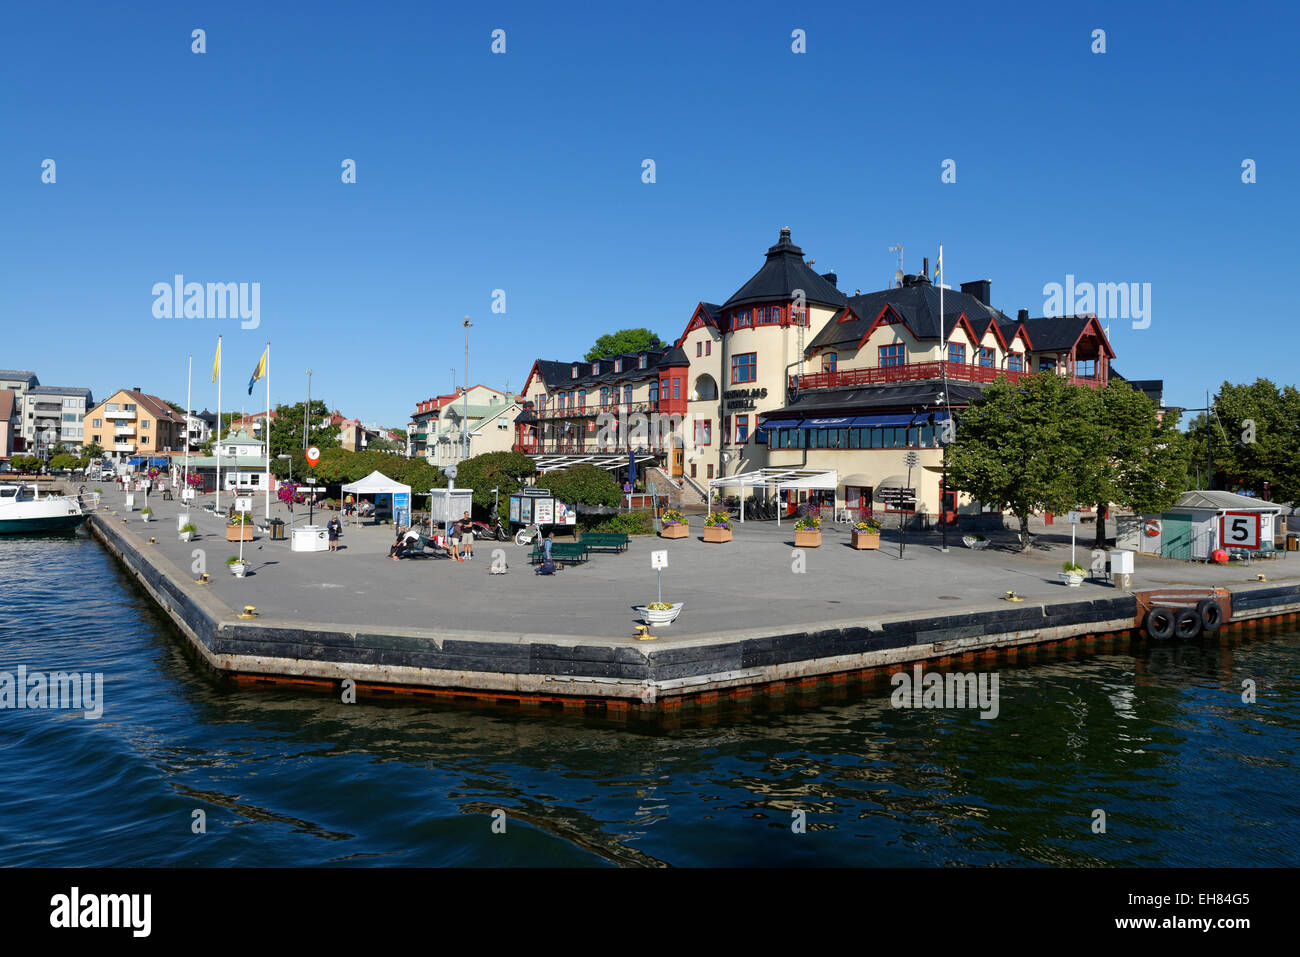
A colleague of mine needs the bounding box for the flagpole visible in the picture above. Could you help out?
[265,341,271,523]
[216,335,222,519]
[939,243,951,553]
[184,354,192,497]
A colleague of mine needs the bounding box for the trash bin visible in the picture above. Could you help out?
[269,519,287,540]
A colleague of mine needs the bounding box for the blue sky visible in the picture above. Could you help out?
[3,0,1296,428]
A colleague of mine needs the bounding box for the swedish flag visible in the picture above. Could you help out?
[248,349,267,395]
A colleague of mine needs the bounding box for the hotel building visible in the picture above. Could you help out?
[515,228,1158,521]
[87,389,186,465]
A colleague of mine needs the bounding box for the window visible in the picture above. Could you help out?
[591,362,598,375]
[736,415,749,443]
[624,385,633,405]
[141,420,150,428]
[705,340,711,356]
[948,342,966,364]
[62,413,75,422]
[695,419,712,445]
[1007,353,1024,372]
[250,474,260,486]
[571,365,578,378]
[979,348,995,368]
[690,463,697,478]
[733,309,752,328]
[649,382,659,406]
[879,344,906,367]
[672,378,680,400]
[731,353,757,383]
[140,436,149,445]
[92,418,102,427]
[707,464,714,479]
[661,378,668,399]
[1077,359,1097,377]
[822,352,837,373]
[638,354,647,369]
[1039,357,1057,373]
[538,396,546,412]
[578,391,586,409]
[696,342,702,357]
[614,359,622,373]
[92,435,100,443]
[600,387,610,408]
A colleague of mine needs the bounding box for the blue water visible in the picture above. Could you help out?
[2,533,1298,866]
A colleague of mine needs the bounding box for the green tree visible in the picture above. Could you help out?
[946,373,1091,551]
[267,401,339,459]
[584,328,663,362]
[1184,379,1300,501]
[49,453,80,471]
[83,441,104,459]
[366,437,400,452]
[452,451,538,514]
[540,464,621,508]
[1074,382,1190,547]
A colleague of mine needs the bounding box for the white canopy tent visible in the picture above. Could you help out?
[707,468,838,525]
[340,470,411,526]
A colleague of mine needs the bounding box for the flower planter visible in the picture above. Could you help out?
[636,602,683,626]
[226,524,254,542]
[230,562,248,578]
[851,530,880,550]
[703,525,732,543]
[179,531,193,543]
[962,536,989,550]
[141,513,152,523]
[659,523,689,539]
[1058,572,1085,587]
[794,529,822,548]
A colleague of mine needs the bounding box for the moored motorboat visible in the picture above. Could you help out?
[0,483,86,534]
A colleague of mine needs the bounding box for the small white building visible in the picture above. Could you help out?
[1157,490,1286,560]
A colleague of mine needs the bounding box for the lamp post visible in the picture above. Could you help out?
[462,317,472,462]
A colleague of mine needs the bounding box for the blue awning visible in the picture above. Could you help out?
[127,457,145,465]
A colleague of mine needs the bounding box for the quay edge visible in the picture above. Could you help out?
[87,512,1300,709]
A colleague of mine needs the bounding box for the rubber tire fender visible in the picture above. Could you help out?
[1174,608,1203,640]
[1145,607,1176,640]
[1197,598,1224,633]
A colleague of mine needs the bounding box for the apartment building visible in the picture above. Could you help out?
[86,389,186,464]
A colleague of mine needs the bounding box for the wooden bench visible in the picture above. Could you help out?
[530,542,591,565]
[580,532,629,553]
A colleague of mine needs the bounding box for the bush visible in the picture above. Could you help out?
[581,511,654,535]
[539,464,621,509]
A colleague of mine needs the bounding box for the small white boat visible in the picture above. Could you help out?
[0,483,86,534]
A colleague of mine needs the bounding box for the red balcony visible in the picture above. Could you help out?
[791,361,1105,392]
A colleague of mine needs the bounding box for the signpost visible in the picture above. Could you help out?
[1067,510,1081,568]
[235,495,251,566]
[651,549,668,604]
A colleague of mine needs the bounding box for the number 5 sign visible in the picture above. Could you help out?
[1220,511,1261,549]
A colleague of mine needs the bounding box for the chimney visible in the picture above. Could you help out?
[922,257,929,280]
[820,270,838,287]
[1017,309,1028,322]
[960,280,991,306]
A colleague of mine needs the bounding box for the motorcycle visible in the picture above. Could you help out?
[471,518,507,542]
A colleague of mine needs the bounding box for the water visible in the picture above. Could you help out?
[2,532,1298,867]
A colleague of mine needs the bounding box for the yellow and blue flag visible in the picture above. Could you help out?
[248,348,267,395]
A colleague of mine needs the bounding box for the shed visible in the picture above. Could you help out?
[1159,490,1286,560]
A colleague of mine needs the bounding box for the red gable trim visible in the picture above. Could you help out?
[520,360,542,398]
[675,303,717,348]
[972,315,1010,351]
[1077,315,1117,359]
[853,303,911,350]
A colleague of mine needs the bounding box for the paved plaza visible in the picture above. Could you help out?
[94,489,1300,640]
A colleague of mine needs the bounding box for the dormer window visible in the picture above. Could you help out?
[591,362,599,375]
[638,354,647,369]
[614,359,622,373]
[571,365,578,378]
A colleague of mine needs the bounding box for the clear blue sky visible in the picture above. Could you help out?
[3,1,1296,428]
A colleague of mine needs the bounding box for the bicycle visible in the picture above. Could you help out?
[515,523,541,547]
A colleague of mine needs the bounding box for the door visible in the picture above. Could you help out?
[1161,513,1194,560]
[672,446,684,477]
[940,482,957,525]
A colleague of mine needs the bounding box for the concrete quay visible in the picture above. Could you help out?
[84,489,1300,709]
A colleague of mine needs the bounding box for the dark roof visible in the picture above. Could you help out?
[808,280,1009,351]
[27,386,92,398]
[531,347,687,392]
[722,228,848,311]
[1110,369,1164,404]
[0,370,38,380]
[696,303,721,327]
[762,383,985,420]
[999,316,1093,352]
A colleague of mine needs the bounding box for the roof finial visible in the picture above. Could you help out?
[779,226,791,242]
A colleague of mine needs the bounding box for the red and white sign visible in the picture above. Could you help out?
[1219,511,1261,550]
[306,446,321,468]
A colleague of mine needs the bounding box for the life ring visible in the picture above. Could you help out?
[1144,519,1161,537]
[1144,607,1176,640]
[1197,598,1224,633]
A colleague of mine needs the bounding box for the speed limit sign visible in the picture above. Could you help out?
[1220,511,1261,549]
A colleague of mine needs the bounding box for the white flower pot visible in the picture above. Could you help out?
[141,513,151,523]
[962,536,988,549]
[179,531,193,542]
[230,562,247,578]
[1058,572,1085,587]
[636,602,683,626]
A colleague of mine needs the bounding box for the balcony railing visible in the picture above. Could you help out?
[791,361,1105,391]
[106,409,136,419]
[115,426,135,436]
[514,442,668,456]
[113,443,135,452]
[531,400,660,420]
